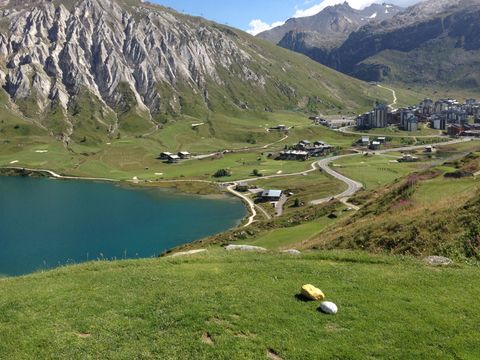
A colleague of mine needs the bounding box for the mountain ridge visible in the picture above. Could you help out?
[258,0,480,91]
[0,0,386,145]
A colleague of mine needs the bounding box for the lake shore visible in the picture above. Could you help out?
[0,175,247,276]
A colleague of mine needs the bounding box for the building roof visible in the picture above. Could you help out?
[262,190,282,198]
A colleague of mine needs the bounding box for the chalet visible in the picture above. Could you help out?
[369,141,381,151]
[360,136,370,146]
[159,152,173,160]
[425,146,436,153]
[166,154,180,163]
[260,190,283,202]
[178,151,191,159]
[448,124,463,137]
[377,137,386,144]
[236,183,250,192]
[399,154,419,162]
[278,150,309,161]
[268,125,288,132]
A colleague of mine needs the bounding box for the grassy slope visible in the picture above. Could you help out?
[304,151,480,258]
[1,250,479,360]
[0,109,360,181]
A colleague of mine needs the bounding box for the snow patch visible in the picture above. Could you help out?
[369,12,377,19]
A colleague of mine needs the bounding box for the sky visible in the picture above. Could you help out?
[152,0,423,35]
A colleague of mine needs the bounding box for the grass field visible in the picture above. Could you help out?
[0,250,479,359]
[331,154,423,190]
[0,110,360,181]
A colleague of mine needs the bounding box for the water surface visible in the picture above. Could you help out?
[0,176,245,276]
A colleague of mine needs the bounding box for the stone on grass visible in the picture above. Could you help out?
[319,301,338,315]
[170,249,207,258]
[225,245,267,252]
[424,256,452,266]
[282,249,301,255]
[301,284,325,301]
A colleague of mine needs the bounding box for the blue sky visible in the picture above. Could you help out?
[152,0,422,35]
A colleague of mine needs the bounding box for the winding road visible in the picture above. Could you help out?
[226,137,475,225]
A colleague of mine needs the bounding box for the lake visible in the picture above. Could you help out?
[0,176,246,276]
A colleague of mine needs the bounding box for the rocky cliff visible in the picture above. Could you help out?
[0,0,378,141]
[259,0,480,91]
[258,3,402,63]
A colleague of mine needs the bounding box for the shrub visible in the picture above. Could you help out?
[213,169,231,178]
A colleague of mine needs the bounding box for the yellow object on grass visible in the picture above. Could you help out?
[301,284,325,301]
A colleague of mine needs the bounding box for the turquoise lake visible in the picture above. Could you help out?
[0,176,246,276]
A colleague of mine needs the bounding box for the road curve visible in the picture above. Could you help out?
[310,138,474,205]
[310,154,363,205]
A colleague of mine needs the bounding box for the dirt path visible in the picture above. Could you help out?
[377,84,397,108]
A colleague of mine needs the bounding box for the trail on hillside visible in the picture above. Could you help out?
[377,84,397,108]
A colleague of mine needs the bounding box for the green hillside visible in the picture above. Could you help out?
[1,250,479,359]
[304,150,480,259]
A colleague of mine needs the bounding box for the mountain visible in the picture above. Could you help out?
[0,0,381,145]
[258,2,403,65]
[330,0,480,89]
[259,0,480,91]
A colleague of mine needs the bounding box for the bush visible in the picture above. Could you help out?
[213,169,231,178]
[252,169,263,177]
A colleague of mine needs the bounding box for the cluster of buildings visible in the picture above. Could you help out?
[358,136,387,150]
[356,98,480,136]
[278,140,333,161]
[309,116,355,129]
[158,151,191,163]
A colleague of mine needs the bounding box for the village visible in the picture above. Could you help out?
[153,97,480,218]
[354,98,480,136]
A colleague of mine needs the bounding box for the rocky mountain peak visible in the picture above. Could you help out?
[0,0,261,123]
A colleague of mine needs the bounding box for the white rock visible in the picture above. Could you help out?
[424,256,452,266]
[225,245,267,252]
[319,301,338,315]
[282,249,301,255]
[170,249,207,258]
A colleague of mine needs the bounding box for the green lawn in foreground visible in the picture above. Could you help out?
[0,250,479,359]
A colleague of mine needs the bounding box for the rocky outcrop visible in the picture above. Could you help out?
[0,0,263,125]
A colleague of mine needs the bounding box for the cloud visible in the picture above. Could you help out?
[294,0,422,18]
[247,19,286,35]
[246,0,422,34]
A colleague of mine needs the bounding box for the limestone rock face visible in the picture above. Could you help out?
[0,0,261,116]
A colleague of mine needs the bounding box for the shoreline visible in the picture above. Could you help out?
[0,165,254,226]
